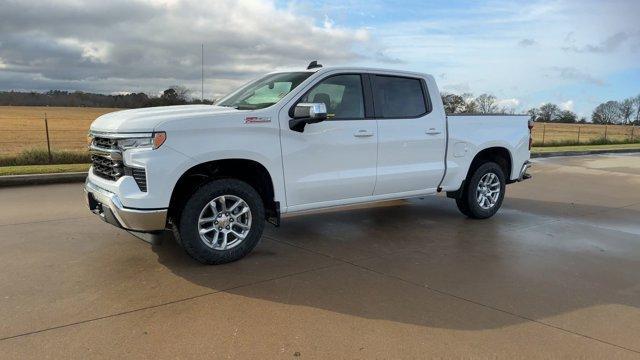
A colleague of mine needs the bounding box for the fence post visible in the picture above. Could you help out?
[577,126,581,144]
[631,126,635,142]
[44,113,52,163]
[542,124,546,145]
[604,125,608,141]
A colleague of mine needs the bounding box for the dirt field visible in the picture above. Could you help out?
[0,106,120,154]
[1,106,639,154]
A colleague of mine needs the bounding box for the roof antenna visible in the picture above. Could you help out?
[307,60,322,70]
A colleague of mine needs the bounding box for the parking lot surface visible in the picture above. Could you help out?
[1,153,639,359]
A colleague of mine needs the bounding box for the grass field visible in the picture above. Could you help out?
[0,163,90,176]
[532,143,640,153]
[532,122,639,145]
[1,106,639,156]
[0,106,120,154]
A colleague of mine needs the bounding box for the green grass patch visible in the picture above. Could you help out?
[532,143,640,153]
[533,137,640,147]
[0,163,90,176]
[0,148,90,167]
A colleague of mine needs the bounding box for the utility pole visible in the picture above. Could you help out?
[201,44,204,102]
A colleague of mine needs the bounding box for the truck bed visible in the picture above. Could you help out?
[440,114,530,191]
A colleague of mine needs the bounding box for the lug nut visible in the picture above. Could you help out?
[229,219,234,222]
[214,220,218,225]
[226,226,230,230]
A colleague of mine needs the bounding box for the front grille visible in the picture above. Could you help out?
[91,154,123,181]
[94,137,117,149]
[91,136,147,192]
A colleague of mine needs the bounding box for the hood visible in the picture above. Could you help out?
[90,105,240,132]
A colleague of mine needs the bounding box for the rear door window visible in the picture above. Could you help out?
[372,75,427,118]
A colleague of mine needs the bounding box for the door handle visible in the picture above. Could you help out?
[425,128,441,135]
[354,129,374,137]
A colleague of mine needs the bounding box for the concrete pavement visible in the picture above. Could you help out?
[1,154,639,358]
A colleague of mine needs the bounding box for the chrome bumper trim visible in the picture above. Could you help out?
[89,144,122,161]
[84,179,167,232]
[517,160,532,181]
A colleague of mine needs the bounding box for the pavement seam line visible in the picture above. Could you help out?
[0,261,341,342]
[0,216,94,228]
[4,197,640,344]
[364,250,640,356]
[264,235,640,355]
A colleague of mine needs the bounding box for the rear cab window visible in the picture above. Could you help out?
[371,75,430,118]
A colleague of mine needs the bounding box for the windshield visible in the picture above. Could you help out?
[217,72,313,110]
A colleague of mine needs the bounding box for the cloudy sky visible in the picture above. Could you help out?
[0,0,638,116]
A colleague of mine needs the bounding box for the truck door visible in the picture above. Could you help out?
[371,74,446,195]
[279,73,377,210]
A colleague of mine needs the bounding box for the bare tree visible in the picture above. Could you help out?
[634,94,640,125]
[441,93,466,114]
[592,101,622,124]
[538,103,560,122]
[475,94,498,114]
[619,98,634,124]
[461,93,478,113]
[170,85,191,102]
[527,108,539,121]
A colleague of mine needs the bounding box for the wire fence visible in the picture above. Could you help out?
[1,111,640,159]
[531,122,637,146]
[0,108,114,160]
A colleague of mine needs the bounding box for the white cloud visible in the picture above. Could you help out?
[560,100,574,111]
[496,98,520,109]
[0,0,370,98]
[360,0,640,115]
[0,0,638,116]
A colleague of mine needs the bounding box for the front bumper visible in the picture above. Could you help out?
[84,178,167,232]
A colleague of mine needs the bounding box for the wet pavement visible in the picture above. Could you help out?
[0,153,639,358]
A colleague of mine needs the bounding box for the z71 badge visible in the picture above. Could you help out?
[244,116,271,124]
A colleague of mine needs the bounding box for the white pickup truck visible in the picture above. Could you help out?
[85,63,532,264]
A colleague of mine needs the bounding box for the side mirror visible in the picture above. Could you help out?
[289,103,328,132]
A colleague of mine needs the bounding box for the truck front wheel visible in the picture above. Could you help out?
[177,179,265,264]
[455,162,506,219]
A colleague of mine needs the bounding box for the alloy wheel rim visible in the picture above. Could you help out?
[476,172,501,210]
[197,195,252,250]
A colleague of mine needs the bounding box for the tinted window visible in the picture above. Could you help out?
[301,74,364,119]
[373,75,427,118]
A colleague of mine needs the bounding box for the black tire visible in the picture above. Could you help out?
[177,179,265,264]
[455,193,472,217]
[455,162,506,219]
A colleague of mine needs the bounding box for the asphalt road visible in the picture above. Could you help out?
[1,154,639,359]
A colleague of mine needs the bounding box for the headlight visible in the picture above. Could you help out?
[116,132,166,150]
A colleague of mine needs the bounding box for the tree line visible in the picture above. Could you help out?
[443,92,640,125]
[3,86,639,125]
[528,95,640,125]
[440,93,516,115]
[0,86,213,108]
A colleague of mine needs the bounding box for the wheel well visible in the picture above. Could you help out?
[168,159,276,225]
[468,147,512,181]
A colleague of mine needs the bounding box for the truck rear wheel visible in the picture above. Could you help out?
[455,162,505,219]
[177,179,265,264]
